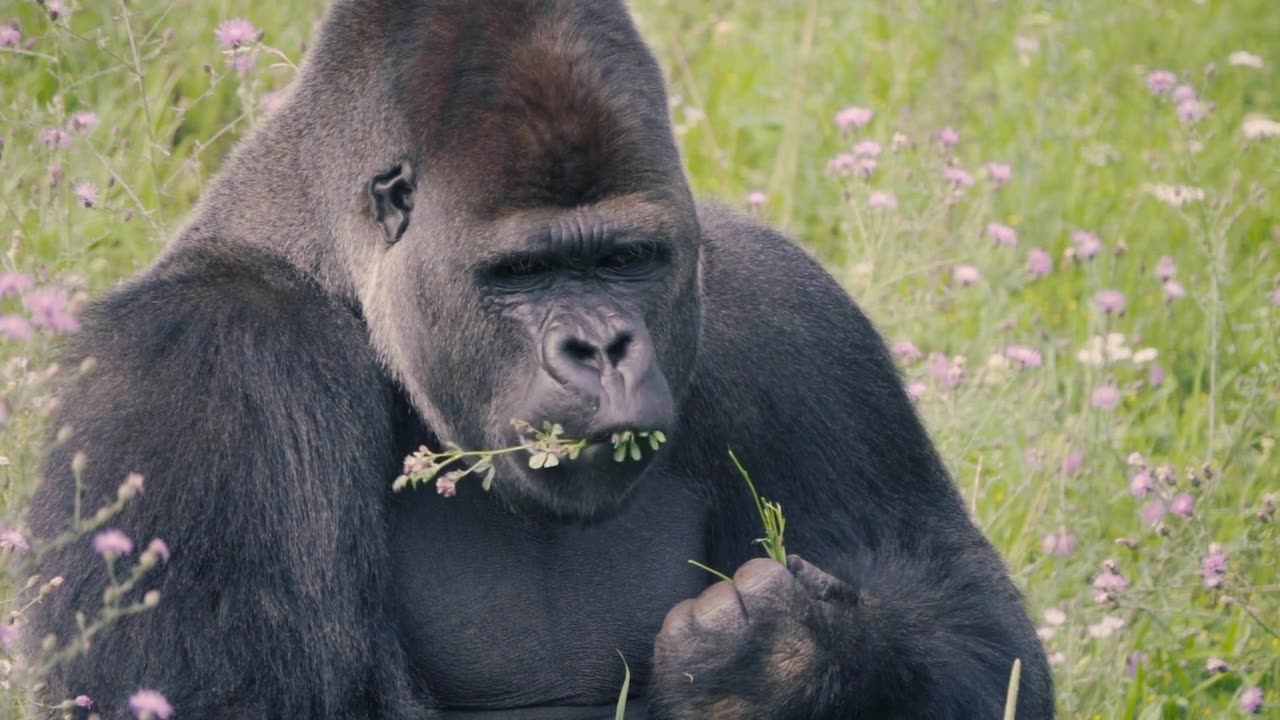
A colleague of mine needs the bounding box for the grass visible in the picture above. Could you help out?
[2,0,1279,717]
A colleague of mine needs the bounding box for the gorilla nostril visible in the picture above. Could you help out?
[606,332,631,367]
[561,337,599,366]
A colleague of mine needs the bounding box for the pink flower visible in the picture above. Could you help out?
[746,191,767,209]
[928,353,963,390]
[1206,657,1231,674]
[1162,280,1186,301]
[45,0,68,20]
[1177,99,1210,124]
[892,340,922,362]
[1042,530,1075,557]
[1062,447,1084,476]
[1027,248,1053,278]
[215,18,261,50]
[24,288,81,333]
[1148,363,1166,387]
[1128,468,1154,498]
[1092,568,1128,602]
[69,111,99,133]
[984,162,1013,186]
[986,222,1017,246]
[943,167,974,187]
[952,264,981,286]
[1094,289,1127,315]
[48,164,63,186]
[1170,493,1195,517]
[0,25,20,48]
[261,90,286,113]
[75,696,93,709]
[867,191,897,210]
[1172,84,1197,105]
[1155,255,1177,281]
[38,128,72,150]
[827,153,857,175]
[92,529,134,557]
[1154,465,1177,485]
[227,53,257,72]
[128,689,174,719]
[1072,231,1102,260]
[856,157,877,178]
[1145,69,1176,95]
[1239,687,1263,715]
[147,538,171,563]
[937,126,960,150]
[0,271,34,299]
[1004,345,1043,368]
[74,181,98,208]
[905,381,926,401]
[436,476,458,497]
[1091,383,1120,410]
[0,315,33,341]
[834,106,874,131]
[1201,548,1227,588]
[0,530,29,553]
[853,140,882,158]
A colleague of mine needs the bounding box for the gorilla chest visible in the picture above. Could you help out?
[389,476,707,713]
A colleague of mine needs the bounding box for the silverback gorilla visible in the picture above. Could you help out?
[26,1,1053,718]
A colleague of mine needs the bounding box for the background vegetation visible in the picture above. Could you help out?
[1,0,1278,717]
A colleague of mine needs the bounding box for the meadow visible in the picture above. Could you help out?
[1,0,1278,717]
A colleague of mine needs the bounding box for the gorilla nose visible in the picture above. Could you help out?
[543,325,635,388]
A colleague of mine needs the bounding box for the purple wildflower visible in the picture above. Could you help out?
[24,288,81,333]
[1042,530,1076,557]
[853,140,882,158]
[0,271,34,299]
[1239,687,1263,714]
[1206,657,1231,674]
[1171,493,1195,517]
[986,222,1017,246]
[952,264,981,287]
[147,538,171,563]
[1125,651,1145,677]
[1177,99,1211,124]
[1141,499,1166,527]
[128,689,174,719]
[834,106,874,132]
[39,128,73,150]
[1163,280,1186,301]
[215,18,261,50]
[1072,231,1102,260]
[867,191,897,210]
[984,162,1012,186]
[1155,255,1177,281]
[1128,468,1154,498]
[937,126,960,150]
[905,381,926,402]
[928,353,963,390]
[0,624,14,652]
[1091,383,1120,410]
[45,0,68,20]
[827,153,856,175]
[1092,567,1129,602]
[1172,84,1197,105]
[1145,70,1176,95]
[92,529,134,557]
[1062,447,1084,476]
[0,25,20,48]
[1027,248,1053,278]
[69,111,99,133]
[943,167,974,187]
[1004,345,1042,368]
[746,191,767,209]
[1095,289,1127,315]
[0,315,33,341]
[74,181,98,208]
[227,53,257,73]
[1201,547,1227,588]
[892,340,922,362]
[1148,363,1166,387]
[75,696,94,709]
[0,530,29,553]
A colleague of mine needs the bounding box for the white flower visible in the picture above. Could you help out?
[1144,183,1206,207]
[1087,615,1126,639]
[1242,114,1280,140]
[1043,608,1067,626]
[1228,51,1264,69]
[1133,348,1159,364]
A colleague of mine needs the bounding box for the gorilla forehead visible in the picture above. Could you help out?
[330,0,686,212]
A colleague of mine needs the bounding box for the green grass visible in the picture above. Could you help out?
[2,0,1279,717]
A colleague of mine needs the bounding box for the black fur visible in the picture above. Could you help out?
[24,1,1052,718]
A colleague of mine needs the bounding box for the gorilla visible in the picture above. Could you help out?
[24,1,1053,718]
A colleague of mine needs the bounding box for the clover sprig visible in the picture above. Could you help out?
[393,420,667,496]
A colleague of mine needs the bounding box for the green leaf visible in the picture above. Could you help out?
[613,443,628,462]
[629,439,641,461]
[529,452,547,469]
[653,431,666,443]
[615,650,631,720]
[482,465,496,491]
[544,453,560,468]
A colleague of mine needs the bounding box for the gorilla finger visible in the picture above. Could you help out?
[660,598,698,638]
[693,580,747,629]
[786,554,859,604]
[732,557,802,604]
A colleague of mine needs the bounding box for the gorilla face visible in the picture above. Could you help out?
[365,170,701,522]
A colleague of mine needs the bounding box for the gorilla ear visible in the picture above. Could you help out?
[369,163,416,243]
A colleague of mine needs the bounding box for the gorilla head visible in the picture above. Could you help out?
[330,2,702,521]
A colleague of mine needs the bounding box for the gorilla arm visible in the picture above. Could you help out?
[650,206,1054,720]
[25,246,421,719]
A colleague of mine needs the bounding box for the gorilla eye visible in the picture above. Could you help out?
[598,242,663,277]
[489,254,554,290]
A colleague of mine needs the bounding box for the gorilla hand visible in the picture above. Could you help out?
[650,556,857,720]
